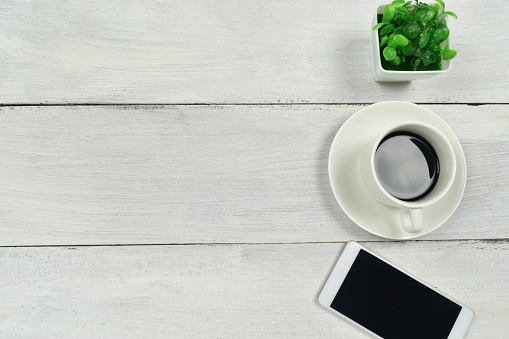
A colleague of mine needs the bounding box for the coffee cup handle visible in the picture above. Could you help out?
[400,208,423,233]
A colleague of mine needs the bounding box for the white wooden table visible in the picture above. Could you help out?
[1,1,508,338]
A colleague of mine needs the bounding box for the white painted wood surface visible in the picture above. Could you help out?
[0,241,507,338]
[0,104,508,246]
[1,0,508,338]
[1,0,509,104]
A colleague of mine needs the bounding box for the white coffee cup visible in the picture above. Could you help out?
[360,121,456,233]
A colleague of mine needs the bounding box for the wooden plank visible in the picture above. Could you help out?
[1,0,508,104]
[0,241,507,337]
[0,104,507,246]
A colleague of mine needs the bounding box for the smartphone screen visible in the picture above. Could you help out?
[330,249,462,338]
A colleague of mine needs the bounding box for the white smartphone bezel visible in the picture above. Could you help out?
[318,241,474,339]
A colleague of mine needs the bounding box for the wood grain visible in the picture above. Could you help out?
[1,2,507,338]
[0,241,506,338]
[1,0,508,104]
[0,104,507,246]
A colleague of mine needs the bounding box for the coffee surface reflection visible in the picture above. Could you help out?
[375,132,439,201]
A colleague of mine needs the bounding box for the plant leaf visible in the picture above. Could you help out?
[403,1,413,8]
[391,0,406,7]
[388,38,398,48]
[372,22,384,30]
[393,34,409,47]
[383,46,397,61]
[443,49,457,60]
[433,4,440,18]
[435,0,445,9]
[440,42,449,55]
[380,35,389,47]
[380,24,395,36]
[402,43,418,56]
[419,32,430,48]
[395,6,410,16]
[394,26,405,36]
[383,4,396,22]
[415,6,435,22]
[429,43,441,52]
[411,57,421,71]
[403,23,420,39]
[422,50,436,66]
[432,26,450,44]
[445,11,458,19]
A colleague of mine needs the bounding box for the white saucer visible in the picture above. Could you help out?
[328,102,467,240]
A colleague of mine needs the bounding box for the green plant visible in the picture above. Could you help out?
[372,0,457,71]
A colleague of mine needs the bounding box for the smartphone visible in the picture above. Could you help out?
[318,241,473,339]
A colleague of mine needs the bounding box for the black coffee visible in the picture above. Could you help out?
[375,132,439,201]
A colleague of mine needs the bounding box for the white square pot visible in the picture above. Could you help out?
[371,4,452,82]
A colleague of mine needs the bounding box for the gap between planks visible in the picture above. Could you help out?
[0,238,507,249]
[0,102,506,107]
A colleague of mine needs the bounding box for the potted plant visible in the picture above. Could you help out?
[371,0,457,82]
